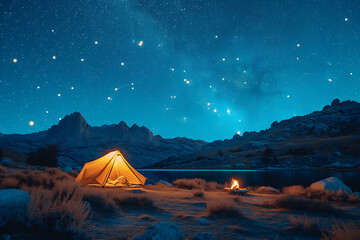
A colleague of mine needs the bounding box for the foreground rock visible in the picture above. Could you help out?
[133,222,183,240]
[0,189,31,226]
[309,177,352,194]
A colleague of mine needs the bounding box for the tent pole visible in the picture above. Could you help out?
[103,155,117,187]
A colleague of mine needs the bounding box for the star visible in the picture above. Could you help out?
[287,94,290,98]
[328,78,332,82]
[213,108,217,113]
[131,87,134,90]
[59,118,62,121]
[45,110,49,114]
[222,58,226,61]
[138,40,143,46]
[350,73,353,75]
[51,29,54,32]
[183,117,187,120]
[236,58,239,61]
[237,131,241,135]
[37,86,40,89]
[13,59,17,63]
[215,35,218,38]
[52,56,56,60]
[57,93,61,97]
[227,109,231,115]
[297,43,300,47]
[115,88,118,91]
[29,121,34,126]
[81,58,84,62]
[222,77,225,81]
[121,62,125,66]
[345,18,348,21]
[209,85,212,88]
[207,103,211,106]
[71,87,74,90]
[94,41,98,44]
[186,80,190,84]
[107,97,112,100]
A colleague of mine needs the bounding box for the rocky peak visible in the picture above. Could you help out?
[46,112,92,145]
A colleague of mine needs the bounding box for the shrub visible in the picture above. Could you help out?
[254,186,280,194]
[283,185,307,196]
[27,145,58,167]
[263,195,338,213]
[322,220,360,240]
[205,197,242,218]
[173,178,223,190]
[28,185,90,237]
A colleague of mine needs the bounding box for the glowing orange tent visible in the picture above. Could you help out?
[75,150,146,187]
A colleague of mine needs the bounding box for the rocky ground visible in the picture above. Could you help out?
[0,166,359,240]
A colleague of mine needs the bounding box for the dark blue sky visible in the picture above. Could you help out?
[1,0,359,141]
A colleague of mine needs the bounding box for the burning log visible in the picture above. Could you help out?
[224,178,248,195]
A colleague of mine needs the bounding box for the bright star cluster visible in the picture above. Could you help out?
[0,0,359,141]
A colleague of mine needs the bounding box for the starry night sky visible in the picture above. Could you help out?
[1,0,359,141]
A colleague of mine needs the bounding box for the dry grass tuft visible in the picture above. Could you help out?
[287,215,319,233]
[82,188,116,213]
[173,178,223,191]
[0,166,6,174]
[281,185,358,203]
[263,195,337,213]
[283,185,307,196]
[322,219,360,240]
[205,197,242,218]
[113,192,159,211]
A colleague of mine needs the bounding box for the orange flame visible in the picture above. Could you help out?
[231,178,240,189]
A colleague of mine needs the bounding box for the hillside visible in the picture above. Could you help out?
[152,99,360,169]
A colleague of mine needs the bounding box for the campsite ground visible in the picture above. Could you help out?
[85,185,360,240]
[0,167,359,240]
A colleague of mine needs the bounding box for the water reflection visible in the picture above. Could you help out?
[139,169,360,191]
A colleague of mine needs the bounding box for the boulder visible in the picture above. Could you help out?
[197,217,211,225]
[157,180,172,186]
[0,189,31,227]
[133,222,183,240]
[192,233,218,240]
[309,177,352,194]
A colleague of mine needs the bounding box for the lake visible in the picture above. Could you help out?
[139,169,360,191]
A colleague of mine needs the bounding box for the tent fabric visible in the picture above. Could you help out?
[75,150,146,186]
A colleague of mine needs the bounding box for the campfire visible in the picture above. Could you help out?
[225,178,248,195]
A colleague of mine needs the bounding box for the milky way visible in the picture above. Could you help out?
[0,0,359,141]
